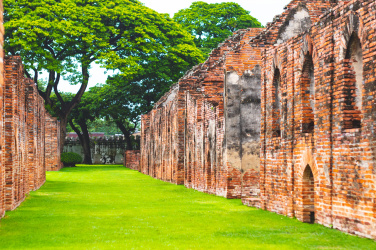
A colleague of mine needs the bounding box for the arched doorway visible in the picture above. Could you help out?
[302,164,315,223]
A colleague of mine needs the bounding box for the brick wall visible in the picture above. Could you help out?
[124,150,140,171]
[140,28,263,197]
[139,0,376,240]
[45,115,62,171]
[260,0,376,239]
[0,56,61,214]
[0,0,4,218]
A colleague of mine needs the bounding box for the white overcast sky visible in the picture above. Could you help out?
[58,0,291,93]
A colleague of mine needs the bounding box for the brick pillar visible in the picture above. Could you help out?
[0,0,5,218]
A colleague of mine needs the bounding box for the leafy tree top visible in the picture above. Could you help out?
[4,0,204,152]
[173,1,262,53]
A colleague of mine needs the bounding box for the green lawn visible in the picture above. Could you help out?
[0,165,375,249]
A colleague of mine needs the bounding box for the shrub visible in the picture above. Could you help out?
[61,152,83,167]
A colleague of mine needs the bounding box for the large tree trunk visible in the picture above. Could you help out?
[115,121,134,150]
[69,120,92,164]
[78,121,92,164]
[59,115,69,155]
[54,64,90,154]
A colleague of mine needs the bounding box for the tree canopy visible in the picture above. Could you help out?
[173,1,262,54]
[4,0,204,152]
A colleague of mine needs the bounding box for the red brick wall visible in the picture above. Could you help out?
[0,0,4,218]
[140,0,376,240]
[140,28,263,197]
[1,56,61,214]
[260,0,376,239]
[124,150,140,171]
[45,116,62,171]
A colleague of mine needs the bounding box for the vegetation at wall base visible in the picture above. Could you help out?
[60,152,83,167]
[0,165,374,249]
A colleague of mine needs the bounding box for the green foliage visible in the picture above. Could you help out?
[4,0,204,146]
[0,165,374,249]
[90,119,121,135]
[173,1,262,53]
[60,152,83,167]
[4,0,204,82]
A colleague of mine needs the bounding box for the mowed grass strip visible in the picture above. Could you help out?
[0,165,375,250]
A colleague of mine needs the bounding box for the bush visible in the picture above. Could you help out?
[61,152,83,167]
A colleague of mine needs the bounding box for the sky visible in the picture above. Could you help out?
[57,0,291,93]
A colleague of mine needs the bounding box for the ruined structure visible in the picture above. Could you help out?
[64,136,126,164]
[137,0,376,239]
[140,28,263,198]
[0,0,62,217]
[260,0,376,239]
[124,150,140,170]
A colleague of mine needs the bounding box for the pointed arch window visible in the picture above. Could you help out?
[343,33,363,129]
[272,69,281,137]
[301,56,315,134]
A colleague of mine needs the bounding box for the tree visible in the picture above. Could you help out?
[173,1,262,54]
[4,0,203,153]
[67,87,100,164]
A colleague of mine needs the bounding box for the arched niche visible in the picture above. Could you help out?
[301,55,315,134]
[302,164,315,224]
[343,32,363,129]
[272,68,281,137]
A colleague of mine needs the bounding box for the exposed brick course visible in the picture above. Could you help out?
[0,2,62,217]
[124,150,140,171]
[139,0,376,240]
[260,0,376,239]
[0,0,4,218]
[1,56,62,213]
[140,28,264,198]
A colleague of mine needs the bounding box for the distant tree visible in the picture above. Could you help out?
[87,119,122,136]
[68,87,100,164]
[4,0,203,153]
[173,1,262,54]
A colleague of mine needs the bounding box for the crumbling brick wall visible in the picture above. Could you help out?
[124,150,141,171]
[45,116,62,171]
[141,85,181,183]
[139,0,376,240]
[0,56,61,214]
[140,28,263,198]
[0,0,4,218]
[260,0,376,240]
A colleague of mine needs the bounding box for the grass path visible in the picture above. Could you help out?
[0,165,375,249]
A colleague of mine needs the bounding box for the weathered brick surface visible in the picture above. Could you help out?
[260,0,376,239]
[0,0,4,218]
[0,0,62,214]
[124,150,140,171]
[45,115,62,171]
[140,28,264,197]
[0,56,61,215]
[140,0,376,239]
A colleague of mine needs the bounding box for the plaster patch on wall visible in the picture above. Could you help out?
[227,71,240,85]
[241,142,260,171]
[323,164,330,183]
[276,8,311,45]
[226,148,242,169]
